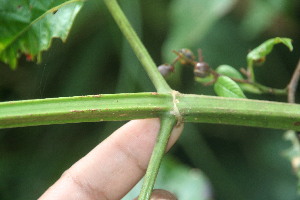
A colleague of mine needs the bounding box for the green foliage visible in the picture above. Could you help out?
[194,74,214,84]
[214,65,264,94]
[214,76,246,98]
[215,65,244,80]
[0,0,83,69]
[1,0,300,200]
[239,83,263,94]
[247,37,293,67]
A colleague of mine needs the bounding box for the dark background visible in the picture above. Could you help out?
[1,0,300,199]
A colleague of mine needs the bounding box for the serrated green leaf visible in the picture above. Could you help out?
[215,65,266,94]
[247,37,293,67]
[215,64,244,79]
[0,0,84,69]
[214,76,246,98]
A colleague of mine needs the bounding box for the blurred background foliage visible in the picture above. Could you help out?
[1,0,300,199]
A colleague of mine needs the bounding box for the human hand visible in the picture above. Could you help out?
[39,118,183,200]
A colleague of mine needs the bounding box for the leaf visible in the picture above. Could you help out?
[247,37,293,67]
[214,76,246,98]
[215,65,265,94]
[239,83,262,94]
[194,74,214,84]
[215,64,244,79]
[0,0,84,69]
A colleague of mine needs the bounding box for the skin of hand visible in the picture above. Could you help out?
[39,118,184,200]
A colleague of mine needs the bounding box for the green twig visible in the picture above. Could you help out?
[102,2,173,197]
[285,59,300,192]
[138,116,177,200]
[251,82,287,95]
[247,60,255,82]
[288,59,300,103]
[103,0,171,93]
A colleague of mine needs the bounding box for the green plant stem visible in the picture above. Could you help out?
[0,93,171,128]
[247,60,255,82]
[177,94,300,130]
[287,59,300,103]
[138,116,177,200]
[229,77,287,95]
[251,82,287,95]
[103,0,171,93]
[1,92,300,130]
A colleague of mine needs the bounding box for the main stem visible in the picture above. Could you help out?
[103,0,171,93]
[138,116,177,200]
[2,93,300,130]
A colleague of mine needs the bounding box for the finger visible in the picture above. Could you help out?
[39,118,184,200]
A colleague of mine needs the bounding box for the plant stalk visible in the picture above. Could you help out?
[103,0,171,93]
[1,93,300,131]
[138,116,177,200]
[251,82,287,95]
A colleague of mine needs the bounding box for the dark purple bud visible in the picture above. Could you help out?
[178,48,195,60]
[178,48,195,64]
[158,64,174,77]
[194,62,210,78]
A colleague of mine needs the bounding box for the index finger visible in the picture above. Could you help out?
[39,118,183,200]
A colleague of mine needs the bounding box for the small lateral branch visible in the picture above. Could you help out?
[103,0,171,93]
[138,116,177,200]
[288,59,300,103]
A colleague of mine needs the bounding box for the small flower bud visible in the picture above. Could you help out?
[178,48,195,64]
[158,64,174,77]
[194,62,210,78]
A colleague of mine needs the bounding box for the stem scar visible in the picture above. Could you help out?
[170,90,183,127]
[294,122,300,126]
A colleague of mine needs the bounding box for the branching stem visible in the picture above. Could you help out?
[103,0,171,93]
[2,93,300,130]
[101,1,174,198]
